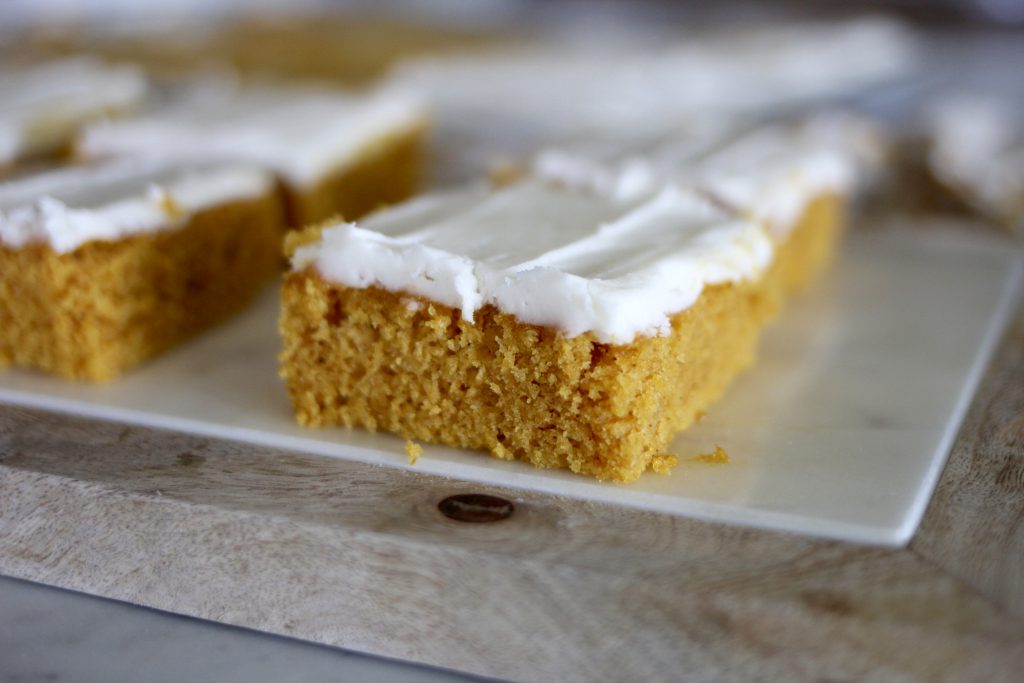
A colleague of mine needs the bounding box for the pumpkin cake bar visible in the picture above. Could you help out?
[0,159,283,380]
[532,114,872,294]
[77,83,427,227]
[279,169,847,482]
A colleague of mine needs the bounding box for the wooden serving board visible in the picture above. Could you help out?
[2,228,1023,681]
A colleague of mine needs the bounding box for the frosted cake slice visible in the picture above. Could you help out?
[0,57,147,171]
[77,82,427,227]
[0,160,283,381]
[388,18,915,182]
[532,115,871,293]
[279,179,842,482]
[924,95,1023,234]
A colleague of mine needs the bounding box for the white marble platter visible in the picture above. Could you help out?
[0,226,1019,546]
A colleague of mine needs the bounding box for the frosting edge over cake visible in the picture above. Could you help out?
[0,162,274,253]
[77,85,427,188]
[532,114,865,236]
[292,181,773,344]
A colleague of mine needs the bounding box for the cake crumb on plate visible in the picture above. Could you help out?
[650,454,679,475]
[405,440,424,465]
[693,445,730,464]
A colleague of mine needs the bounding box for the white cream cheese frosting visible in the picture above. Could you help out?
[292,180,773,344]
[0,57,147,166]
[78,81,427,188]
[0,159,274,253]
[533,115,863,236]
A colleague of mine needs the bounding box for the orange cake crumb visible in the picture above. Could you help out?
[692,445,730,465]
[650,454,680,475]
[405,440,424,465]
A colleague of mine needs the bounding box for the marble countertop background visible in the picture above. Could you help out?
[0,576,481,683]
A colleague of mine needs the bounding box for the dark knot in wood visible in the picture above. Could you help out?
[438,494,514,523]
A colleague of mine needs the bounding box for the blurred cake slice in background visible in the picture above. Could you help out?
[386,17,917,183]
[0,57,147,172]
[532,113,886,292]
[921,94,1023,234]
[5,15,506,86]
[0,159,283,380]
[76,79,428,227]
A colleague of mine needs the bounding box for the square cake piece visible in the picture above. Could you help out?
[76,82,428,227]
[0,159,283,380]
[0,57,147,172]
[279,178,845,481]
[532,114,874,294]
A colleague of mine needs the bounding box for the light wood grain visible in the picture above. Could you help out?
[912,315,1024,618]
[2,461,1023,682]
[2,307,1024,681]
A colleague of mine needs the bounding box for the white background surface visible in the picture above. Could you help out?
[1,227,1019,546]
